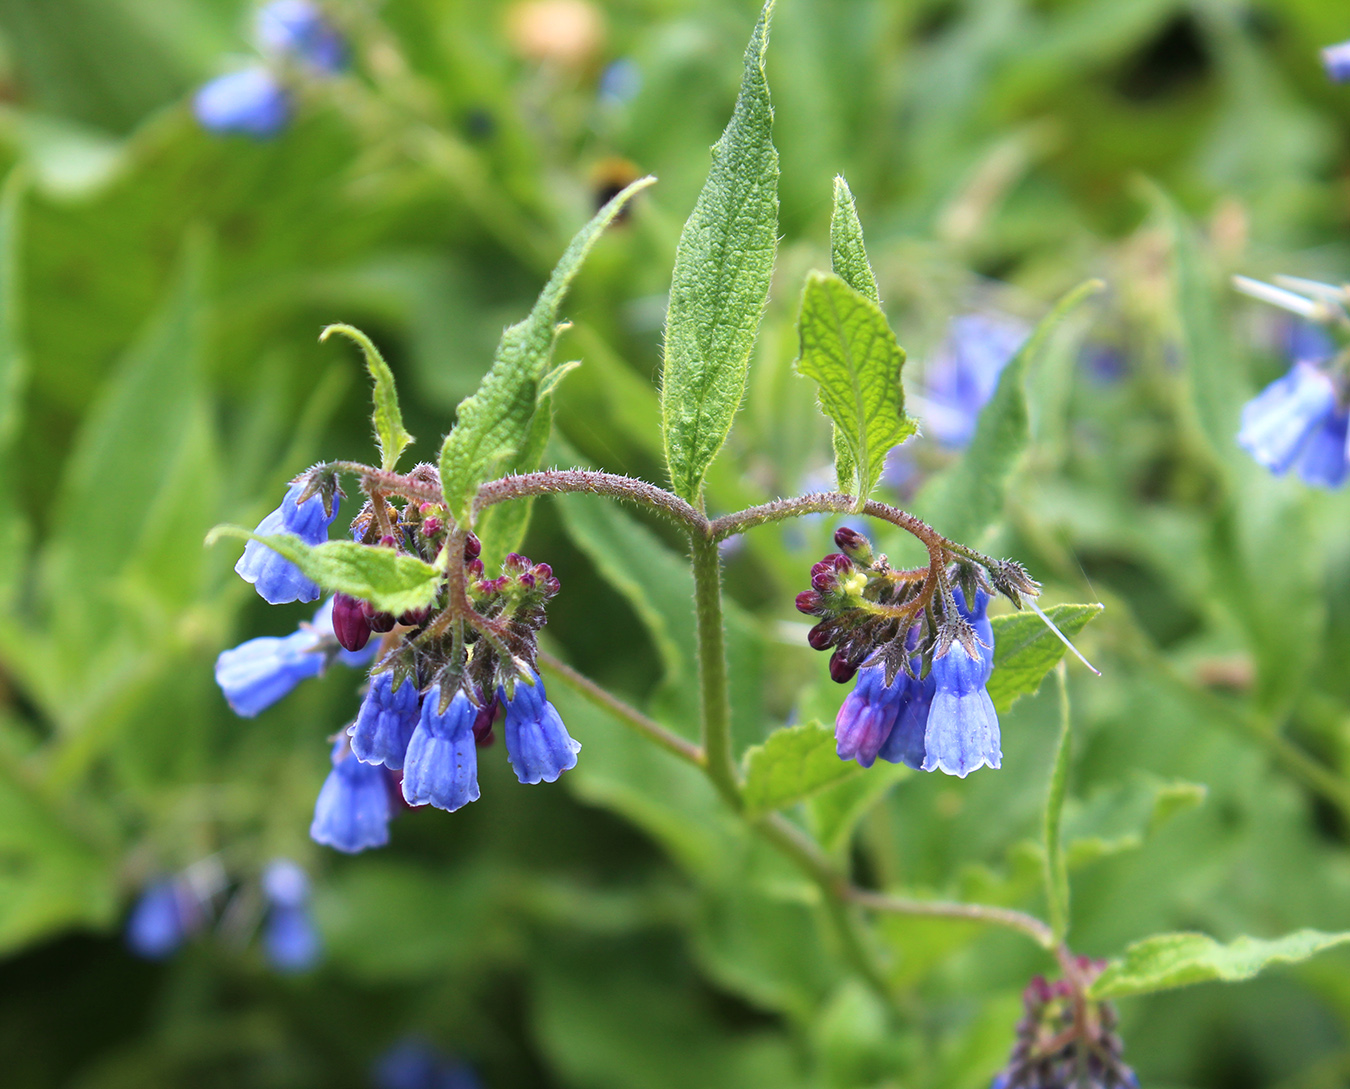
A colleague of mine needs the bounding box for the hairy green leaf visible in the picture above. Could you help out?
[987,604,1102,713]
[320,323,413,471]
[475,393,556,571]
[807,762,909,855]
[829,176,878,305]
[796,272,914,503]
[918,279,1102,542]
[207,528,440,615]
[661,1,779,505]
[742,721,860,818]
[1090,930,1350,1000]
[439,176,653,526]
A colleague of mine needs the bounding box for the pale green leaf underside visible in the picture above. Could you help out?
[742,720,859,819]
[321,323,413,472]
[208,527,441,614]
[661,0,779,505]
[987,604,1102,713]
[829,175,879,305]
[796,271,913,503]
[1090,930,1350,999]
[440,176,654,526]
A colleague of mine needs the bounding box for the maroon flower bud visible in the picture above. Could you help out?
[472,697,498,746]
[360,600,396,633]
[422,517,443,537]
[543,577,561,596]
[829,553,853,573]
[807,622,835,651]
[464,533,482,560]
[795,590,822,615]
[379,534,397,549]
[532,562,552,581]
[518,571,536,591]
[504,552,530,574]
[833,526,872,564]
[331,593,373,652]
[828,648,859,684]
[466,558,485,579]
[811,568,837,593]
[398,605,432,627]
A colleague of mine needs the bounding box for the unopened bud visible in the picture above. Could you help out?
[472,696,498,746]
[331,593,372,652]
[398,605,432,627]
[361,600,396,633]
[828,647,858,684]
[466,558,485,579]
[807,622,835,651]
[796,590,822,615]
[422,517,443,537]
[833,526,872,564]
[464,533,482,560]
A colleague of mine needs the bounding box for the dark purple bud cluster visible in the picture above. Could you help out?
[992,961,1137,1089]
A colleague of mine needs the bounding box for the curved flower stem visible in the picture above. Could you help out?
[846,888,1056,949]
[690,533,741,810]
[475,470,708,535]
[536,651,706,768]
[709,492,947,551]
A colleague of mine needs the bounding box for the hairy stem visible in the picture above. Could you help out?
[476,470,707,534]
[847,888,1056,949]
[690,534,740,810]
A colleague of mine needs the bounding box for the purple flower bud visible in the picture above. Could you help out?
[500,672,580,784]
[398,605,432,627]
[829,648,859,684]
[796,590,823,615]
[349,672,421,770]
[256,0,346,73]
[807,623,835,651]
[472,696,498,746]
[833,525,872,563]
[400,687,480,811]
[234,480,338,603]
[125,879,201,959]
[466,558,485,579]
[331,593,373,651]
[309,596,379,668]
[463,533,482,560]
[422,517,444,537]
[194,67,290,138]
[310,737,394,853]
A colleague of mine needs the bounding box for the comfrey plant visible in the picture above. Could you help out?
[206,4,1350,1079]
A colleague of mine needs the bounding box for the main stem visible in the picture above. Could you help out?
[690,533,740,810]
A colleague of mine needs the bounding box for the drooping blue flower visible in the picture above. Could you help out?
[125,879,199,960]
[919,313,1030,447]
[834,665,906,768]
[500,672,580,784]
[214,625,326,717]
[261,858,310,909]
[257,0,346,72]
[876,670,935,770]
[310,737,394,853]
[349,671,422,770]
[263,903,321,972]
[922,643,1000,778]
[1323,41,1350,82]
[401,687,480,811]
[194,67,291,137]
[235,480,339,604]
[1237,361,1347,485]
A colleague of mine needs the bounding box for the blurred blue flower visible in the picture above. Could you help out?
[263,904,320,972]
[372,1039,482,1089]
[917,313,1029,447]
[261,858,309,908]
[214,625,326,717]
[194,67,291,137]
[349,671,422,770]
[599,57,642,105]
[235,480,338,604]
[125,879,200,960]
[401,687,480,811]
[1237,361,1348,487]
[500,671,580,784]
[1323,41,1350,82]
[922,589,1000,778]
[257,0,346,72]
[311,737,395,853]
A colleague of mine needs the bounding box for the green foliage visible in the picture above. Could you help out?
[439,177,653,527]
[660,1,779,507]
[319,324,413,472]
[986,604,1103,713]
[828,176,879,306]
[742,720,857,818]
[1043,668,1071,942]
[206,530,441,615]
[795,271,914,504]
[1091,930,1350,1000]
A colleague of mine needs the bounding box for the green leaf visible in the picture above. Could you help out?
[1064,774,1207,869]
[660,1,779,506]
[796,271,914,503]
[829,175,878,305]
[438,176,654,527]
[206,529,441,615]
[742,721,860,819]
[917,279,1102,543]
[1089,930,1350,1000]
[986,604,1103,714]
[475,392,556,570]
[320,323,413,471]
[1043,666,1070,943]
[807,762,908,855]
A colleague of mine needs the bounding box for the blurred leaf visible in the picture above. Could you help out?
[661,1,779,505]
[917,279,1102,543]
[795,272,914,503]
[320,324,413,472]
[1090,929,1350,1000]
[742,720,858,818]
[1064,774,1207,869]
[1043,667,1070,942]
[205,530,441,615]
[0,168,27,615]
[986,604,1103,714]
[807,760,908,856]
[439,177,652,527]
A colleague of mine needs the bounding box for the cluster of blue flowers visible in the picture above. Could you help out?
[126,857,320,973]
[218,470,580,855]
[1232,275,1349,488]
[797,527,1005,779]
[193,1,345,138]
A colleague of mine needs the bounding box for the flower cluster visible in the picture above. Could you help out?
[193,0,345,138]
[218,465,579,854]
[797,527,1014,777]
[991,962,1137,1089]
[1232,275,1350,488]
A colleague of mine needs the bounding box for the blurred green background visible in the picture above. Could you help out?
[3,0,1350,1086]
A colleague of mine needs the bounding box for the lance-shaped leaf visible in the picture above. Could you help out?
[439,176,654,527]
[320,323,413,471]
[1089,930,1350,1000]
[661,0,779,506]
[830,175,878,305]
[796,272,914,504]
[207,528,441,615]
[986,604,1102,714]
